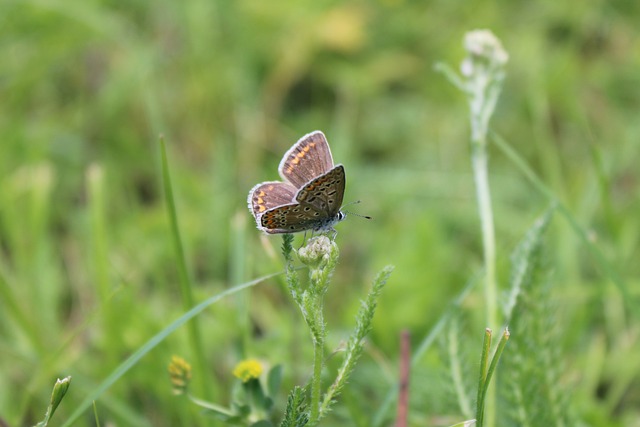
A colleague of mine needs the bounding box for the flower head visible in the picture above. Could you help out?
[168,355,192,395]
[460,29,508,78]
[233,359,263,383]
[298,236,336,268]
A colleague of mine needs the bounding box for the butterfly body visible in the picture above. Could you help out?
[248,131,347,235]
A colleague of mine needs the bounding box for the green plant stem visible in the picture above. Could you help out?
[294,237,337,426]
[477,328,510,427]
[475,328,492,427]
[471,136,497,427]
[440,31,508,427]
[481,328,510,406]
[471,144,498,331]
[309,329,324,425]
[468,70,499,427]
[188,395,236,416]
[309,288,326,425]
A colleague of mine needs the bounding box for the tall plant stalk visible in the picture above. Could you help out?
[281,235,391,426]
[462,30,508,331]
[471,143,498,330]
[438,29,509,427]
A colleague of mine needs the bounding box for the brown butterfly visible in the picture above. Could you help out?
[247,131,346,235]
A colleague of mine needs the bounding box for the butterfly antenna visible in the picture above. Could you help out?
[342,200,373,220]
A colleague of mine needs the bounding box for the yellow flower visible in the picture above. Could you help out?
[168,355,192,395]
[232,359,263,383]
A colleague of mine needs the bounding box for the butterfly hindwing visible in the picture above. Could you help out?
[248,181,297,219]
[259,203,330,234]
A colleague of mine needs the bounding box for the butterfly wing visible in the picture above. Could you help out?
[250,132,345,235]
[278,131,335,188]
[247,181,297,221]
[259,203,328,234]
[295,165,345,216]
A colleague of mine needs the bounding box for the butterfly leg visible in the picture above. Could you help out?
[298,230,309,249]
[329,228,338,240]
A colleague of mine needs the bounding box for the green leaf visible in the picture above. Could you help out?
[267,364,283,398]
[247,378,267,410]
[264,396,274,412]
[35,377,72,427]
[234,403,251,417]
[320,265,393,419]
[504,207,554,322]
[279,386,308,427]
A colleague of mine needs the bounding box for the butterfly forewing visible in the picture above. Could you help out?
[295,165,345,216]
[248,181,297,218]
[278,131,334,188]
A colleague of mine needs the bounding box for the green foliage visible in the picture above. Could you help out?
[501,210,575,427]
[476,328,510,427]
[268,365,284,400]
[1,1,638,426]
[320,265,394,419]
[283,236,390,425]
[279,387,308,427]
[34,377,71,427]
[504,208,555,323]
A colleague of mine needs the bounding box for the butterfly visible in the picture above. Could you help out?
[247,131,347,236]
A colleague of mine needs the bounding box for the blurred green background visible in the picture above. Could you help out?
[2,0,639,426]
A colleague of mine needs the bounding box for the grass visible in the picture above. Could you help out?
[2,1,640,426]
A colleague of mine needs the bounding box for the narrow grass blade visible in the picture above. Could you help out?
[60,271,281,427]
[491,131,635,314]
[159,136,210,398]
